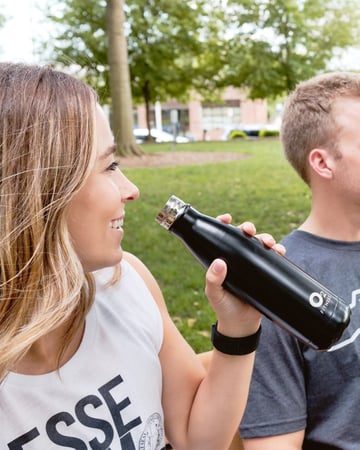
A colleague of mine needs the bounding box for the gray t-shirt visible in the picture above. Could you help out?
[240,230,360,449]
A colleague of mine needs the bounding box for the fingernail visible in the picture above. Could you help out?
[212,260,223,273]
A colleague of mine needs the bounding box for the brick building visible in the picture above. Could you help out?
[135,86,268,141]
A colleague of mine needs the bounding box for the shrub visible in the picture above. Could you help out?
[228,129,247,140]
[259,129,280,138]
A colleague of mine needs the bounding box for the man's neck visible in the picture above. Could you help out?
[299,214,360,242]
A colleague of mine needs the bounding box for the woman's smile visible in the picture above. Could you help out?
[110,216,124,230]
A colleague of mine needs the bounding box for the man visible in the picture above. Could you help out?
[240,72,360,450]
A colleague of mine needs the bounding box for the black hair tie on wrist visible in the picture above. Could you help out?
[211,322,262,355]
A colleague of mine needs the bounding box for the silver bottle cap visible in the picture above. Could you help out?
[156,195,188,229]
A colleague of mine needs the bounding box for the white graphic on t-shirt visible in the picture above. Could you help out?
[139,413,164,450]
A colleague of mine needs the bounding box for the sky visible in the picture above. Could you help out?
[0,0,47,63]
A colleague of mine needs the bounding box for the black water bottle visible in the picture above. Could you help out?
[155,195,351,350]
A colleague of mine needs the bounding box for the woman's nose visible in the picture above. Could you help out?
[120,172,140,202]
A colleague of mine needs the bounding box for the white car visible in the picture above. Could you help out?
[134,128,190,144]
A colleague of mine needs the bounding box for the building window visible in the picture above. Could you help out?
[162,109,189,134]
[201,100,241,130]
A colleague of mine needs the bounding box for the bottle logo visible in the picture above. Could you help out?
[309,292,324,308]
[309,290,332,315]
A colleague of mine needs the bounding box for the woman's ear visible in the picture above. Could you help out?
[308,148,334,179]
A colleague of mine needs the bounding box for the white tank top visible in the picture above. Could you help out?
[0,260,165,449]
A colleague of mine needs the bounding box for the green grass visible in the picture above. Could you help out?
[121,139,310,352]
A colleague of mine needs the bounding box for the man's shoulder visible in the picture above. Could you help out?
[280,230,314,246]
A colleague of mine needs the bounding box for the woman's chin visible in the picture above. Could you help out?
[84,248,123,273]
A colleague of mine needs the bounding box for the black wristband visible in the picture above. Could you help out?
[211,322,262,355]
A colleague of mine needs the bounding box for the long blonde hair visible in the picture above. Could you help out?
[0,63,98,381]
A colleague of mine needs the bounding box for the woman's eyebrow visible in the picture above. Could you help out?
[100,144,117,159]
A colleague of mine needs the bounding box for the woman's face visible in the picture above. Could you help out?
[66,104,139,272]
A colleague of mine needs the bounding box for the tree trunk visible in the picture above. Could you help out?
[106,0,142,156]
[143,80,155,142]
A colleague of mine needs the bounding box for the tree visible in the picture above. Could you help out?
[106,0,142,155]
[221,0,360,99]
[44,0,140,155]
[125,0,226,129]
[44,0,224,152]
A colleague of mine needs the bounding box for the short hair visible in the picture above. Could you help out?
[281,72,360,184]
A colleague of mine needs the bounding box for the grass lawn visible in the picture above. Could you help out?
[121,138,310,352]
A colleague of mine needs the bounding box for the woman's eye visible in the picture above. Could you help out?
[107,161,120,171]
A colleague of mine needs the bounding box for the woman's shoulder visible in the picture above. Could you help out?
[122,252,168,312]
[92,253,168,320]
[123,251,146,272]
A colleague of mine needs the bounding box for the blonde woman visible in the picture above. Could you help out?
[0,63,281,450]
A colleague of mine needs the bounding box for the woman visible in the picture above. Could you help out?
[0,62,281,450]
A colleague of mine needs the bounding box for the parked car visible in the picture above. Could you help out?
[134,128,191,144]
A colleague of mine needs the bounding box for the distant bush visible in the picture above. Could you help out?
[259,129,280,138]
[228,127,279,139]
[228,129,247,139]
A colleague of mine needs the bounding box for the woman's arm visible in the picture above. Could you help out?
[123,223,284,450]
[124,250,259,450]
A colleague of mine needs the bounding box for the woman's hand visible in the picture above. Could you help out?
[205,216,285,336]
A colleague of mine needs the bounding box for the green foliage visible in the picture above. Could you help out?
[126,0,224,104]
[45,0,225,105]
[45,0,109,97]
[222,0,360,98]
[228,129,248,139]
[42,0,360,130]
[121,140,310,352]
[258,129,280,137]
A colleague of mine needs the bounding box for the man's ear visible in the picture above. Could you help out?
[308,148,334,179]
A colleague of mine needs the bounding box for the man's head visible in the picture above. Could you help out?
[281,72,360,185]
